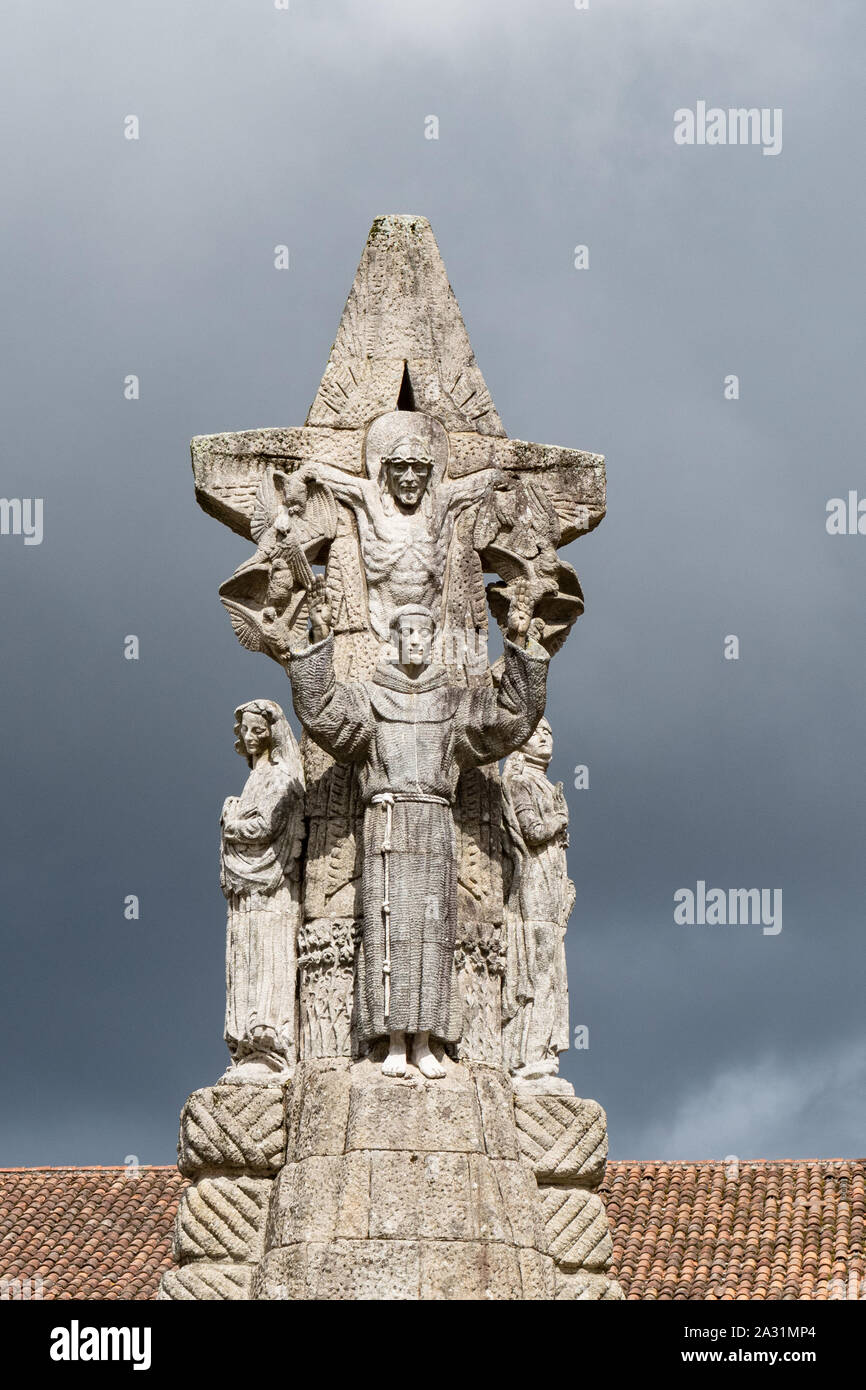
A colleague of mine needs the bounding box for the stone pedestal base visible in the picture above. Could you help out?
[158,1066,623,1301]
[255,1056,550,1299]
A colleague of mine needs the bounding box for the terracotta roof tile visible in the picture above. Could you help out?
[0,1167,187,1301]
[0,1159,862,1300]
[602,1159,866,1300]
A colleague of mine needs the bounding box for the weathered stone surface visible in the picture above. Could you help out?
[178,1083,287,1176]
[287,1060,352,1159]
[518,1247,557,1300]
[491,1158,549,1250]
[539,1187,612,1271]
[297,916,357,1060]
[158,1262,255,1301]
[514,1094,608,1187]
[267,1152,370,1245]
[255,1061,572,1299]
[555,1269,625,1301]
[193,216,605,1080]
[256,1241,422,1301]
[470,1064,519,1159]
[418,1240,523,1301]
[256,1239,549,1301]
[192,429,604,547]
[288,613,549,1058]
[512,1075,576,1096]
[369,1151,473,1241]
[344,1069,484,1154]
[454,944,503,1067]
[304,216,506,437]
[466,1152,513,1243]
[172,1175,272,1264]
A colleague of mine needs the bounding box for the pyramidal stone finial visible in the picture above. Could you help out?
[305,215,506,436]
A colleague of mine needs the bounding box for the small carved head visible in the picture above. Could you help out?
[236,707,271,764]
[274,472,307,518]
[523,716,554,766]
[382,436,434,510]
[390,605,435,672]
[233,699,303,781]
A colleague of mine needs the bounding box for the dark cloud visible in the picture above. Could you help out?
[1,0,863,1162]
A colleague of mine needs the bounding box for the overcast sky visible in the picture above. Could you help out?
[1,0,864,1165]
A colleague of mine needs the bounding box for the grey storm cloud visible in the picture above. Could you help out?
[0,0,863,1163]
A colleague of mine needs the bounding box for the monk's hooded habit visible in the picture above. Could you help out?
[289,632,548,1042]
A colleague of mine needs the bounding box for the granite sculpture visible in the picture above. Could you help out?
[219,700,305,1083]
[501,718,575,1089]
[283,578,547,1078]
[161,214,621,1301]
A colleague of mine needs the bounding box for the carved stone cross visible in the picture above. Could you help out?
[192,214,605,666]
[160,215,624,1304]
[193,212,607,1071]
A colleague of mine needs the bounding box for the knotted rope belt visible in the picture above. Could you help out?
[369,791,450,1023]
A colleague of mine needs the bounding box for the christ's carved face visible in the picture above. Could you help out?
[384,442,432,510]
[240,712,270,760]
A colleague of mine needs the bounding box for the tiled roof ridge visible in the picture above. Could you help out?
[0,1165,179,1173]
[609,1157,863,1166]
[3,1157,861,1172]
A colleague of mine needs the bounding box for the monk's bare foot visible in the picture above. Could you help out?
[382,1031,407,1077]
[412,1032,445,1079]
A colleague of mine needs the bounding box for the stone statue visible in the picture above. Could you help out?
[195,219,604,1068]
[218,471,337,655]
[219,699,305,1082]
[282,576,549,1079]
[501,717,575,1089]
[161,217,623,1303]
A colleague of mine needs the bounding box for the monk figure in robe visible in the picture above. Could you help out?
[283,575,549,1078]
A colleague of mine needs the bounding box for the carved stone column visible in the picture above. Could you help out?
[158,1083,288,1300]
[514,1092,624,1300]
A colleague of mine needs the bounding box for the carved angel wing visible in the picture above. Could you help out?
[473,483,515,552]
[300,478,338,545]
[250,472,278,545]
[525,480,562,548]
[221,597,267,652]
[478,543,532,585]
[486,558,584,657]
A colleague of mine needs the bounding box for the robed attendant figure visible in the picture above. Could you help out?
[284,576,549,1078]
[220,699,305,1081]
[501,717,574,1084]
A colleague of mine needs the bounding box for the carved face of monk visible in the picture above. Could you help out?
[524,718,553,766]
[239,711,271,761]
[384,440,433,510]
[395,614,434,673]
